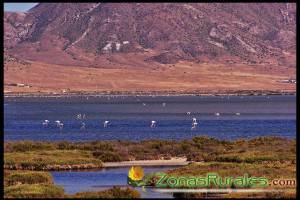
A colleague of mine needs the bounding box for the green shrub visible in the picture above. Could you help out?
[57,141,74,150]
[93,151,122,162]
[7,171,53,186]
[4,184,65,198]
[8,141,55,152]
[216,155,242,163]
[20,161,47,170]
[71,186,140,198]
[244,156,278,163]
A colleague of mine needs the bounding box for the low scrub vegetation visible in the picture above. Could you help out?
[5,171,53,186]
[4,184,65,198]
[4,136,295,170]
[70,186,141,198]
[4,150,102,170]
[4,170,140,198]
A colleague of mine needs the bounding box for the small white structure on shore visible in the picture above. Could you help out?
[17,83,25,87]
[278,79,296,84]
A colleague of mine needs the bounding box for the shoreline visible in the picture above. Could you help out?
[4,158,190,171]
[3,90,296,98]
[4,137,295,172]
[103,157,189,167]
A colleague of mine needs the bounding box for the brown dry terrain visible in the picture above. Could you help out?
[4,56,295,94]
[4,3,296,94]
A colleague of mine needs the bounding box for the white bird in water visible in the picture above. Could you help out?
[103,121,109,128]
[235,112,240,116]
[42,120,49,126]
[142,103,146,106]
[215,113,220,116]
[191,118,198,130]
[162,102,166,107]
[55,120,64,130]
[77,114,86,120]
[58,122,64,130]
[80,122,86,130]
[191,122,198,130]
[192,118,197,124]
[150,120,156,128]
[186,112,191,115]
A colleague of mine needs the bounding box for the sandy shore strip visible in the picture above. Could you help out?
[3,90,296,98]
[103,157,189,167]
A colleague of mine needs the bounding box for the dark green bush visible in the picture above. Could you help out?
[216,155,242,163]
[92,151,122,162]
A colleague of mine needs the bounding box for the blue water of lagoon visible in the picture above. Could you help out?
[4,95,296,141]
[51,166,176,198]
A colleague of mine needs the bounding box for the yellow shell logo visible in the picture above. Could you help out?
[128,166,144,181]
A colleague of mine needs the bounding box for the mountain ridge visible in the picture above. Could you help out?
[4,3,296,94]
[4,3,296,66]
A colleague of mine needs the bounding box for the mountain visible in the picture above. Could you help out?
[4,3,296,94]
[4,3,296,66]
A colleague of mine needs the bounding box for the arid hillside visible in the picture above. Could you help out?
[4,3,296,94]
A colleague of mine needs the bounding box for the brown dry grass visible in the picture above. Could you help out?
[4,57,295,94]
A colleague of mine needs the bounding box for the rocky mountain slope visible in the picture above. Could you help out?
[4,3,296,67]
[4,3,296,94]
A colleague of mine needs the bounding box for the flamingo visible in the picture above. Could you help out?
[80,122,86,130]
[55,120,63,130]
[58,122,64,130]
[191,122,198,130]
[42,120,49,127]
[192,118,197,124]
[103,121,109,128]
[150,120,156,128]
